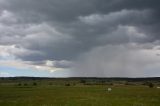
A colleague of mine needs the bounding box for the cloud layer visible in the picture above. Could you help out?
[0,0,160,77]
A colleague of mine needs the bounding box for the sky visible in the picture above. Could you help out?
[0,0,160,77]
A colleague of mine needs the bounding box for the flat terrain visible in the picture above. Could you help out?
[0,78,160,106]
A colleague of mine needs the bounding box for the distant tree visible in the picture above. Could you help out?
[80,80,86,84]
[108,82,113,86]
[24,83,28,86]
[106,82,113,85]
[65,83,70,86]
[125,81,130,85]
[148,82,154,88]
[33,82,37,86]
[18,83,22,86]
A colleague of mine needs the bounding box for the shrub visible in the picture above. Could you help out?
[17,83,22,86]
[80,80,86,83]
[109,83,113,85]
[125,82,133,85]
[106,83,113,85]
[24,83,28,86]
[148,83,154,88]
[33,82,37,86]
[65,83,70,86]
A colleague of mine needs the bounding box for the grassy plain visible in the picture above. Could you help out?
[0,78,160,106]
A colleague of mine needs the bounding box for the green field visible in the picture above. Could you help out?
[0,78,160,106]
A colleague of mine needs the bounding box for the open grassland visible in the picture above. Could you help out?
[0,78,160,106]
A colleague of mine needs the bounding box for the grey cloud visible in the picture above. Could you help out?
[52,60,73,68]
[72,44,160,77]
[0,0,160,77]
[0,0,159,61]
[1,0,160,24]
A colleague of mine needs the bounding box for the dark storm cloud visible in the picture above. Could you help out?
[0,0,158,30]
[0,0,160,63]
[2,0,160,22]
